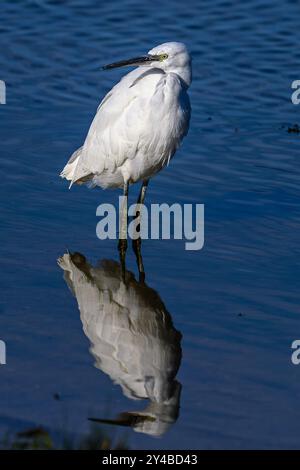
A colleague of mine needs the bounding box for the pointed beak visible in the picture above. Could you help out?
[102,54,160,70]
[89,412,156,428]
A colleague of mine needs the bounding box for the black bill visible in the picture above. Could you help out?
[102,55,159,70]
[89,412,156,427]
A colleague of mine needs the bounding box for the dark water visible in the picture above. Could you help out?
[1,0,300,449]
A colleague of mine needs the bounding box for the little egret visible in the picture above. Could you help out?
[60,41,192,255]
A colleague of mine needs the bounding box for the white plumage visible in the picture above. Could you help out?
[60,42,191,190]
[58,252,182,436]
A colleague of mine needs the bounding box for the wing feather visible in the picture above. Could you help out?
[71,68,164,184]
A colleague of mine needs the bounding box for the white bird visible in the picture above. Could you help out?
[58,251,182,436]
[60,42,192,248]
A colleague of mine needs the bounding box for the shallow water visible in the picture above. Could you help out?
[1,0,300,449]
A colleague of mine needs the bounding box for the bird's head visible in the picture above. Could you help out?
[103,41,192,86]
[147,42,191,71]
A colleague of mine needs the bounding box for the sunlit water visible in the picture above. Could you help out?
[1,0,300,449]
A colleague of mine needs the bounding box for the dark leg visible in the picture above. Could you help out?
[137,179,149,206]
[132,179,149,282]
[133,237,145,283]
[118,181,129,278]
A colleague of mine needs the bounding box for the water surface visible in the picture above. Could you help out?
[1,0,300,449]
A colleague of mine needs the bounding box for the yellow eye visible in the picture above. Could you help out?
[159,53,168,61]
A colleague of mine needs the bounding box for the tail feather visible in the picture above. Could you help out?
[60,147,83,188]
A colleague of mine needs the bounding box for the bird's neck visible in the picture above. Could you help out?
[167,65,192,88]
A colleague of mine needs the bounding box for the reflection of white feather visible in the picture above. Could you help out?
[58,252,182,436]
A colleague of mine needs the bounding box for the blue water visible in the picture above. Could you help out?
[1,0,300,449]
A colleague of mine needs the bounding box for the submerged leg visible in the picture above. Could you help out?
[132,179,149,282]
[118,181,129,276]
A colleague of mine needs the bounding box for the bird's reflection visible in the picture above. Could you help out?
[58,251,182,436]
